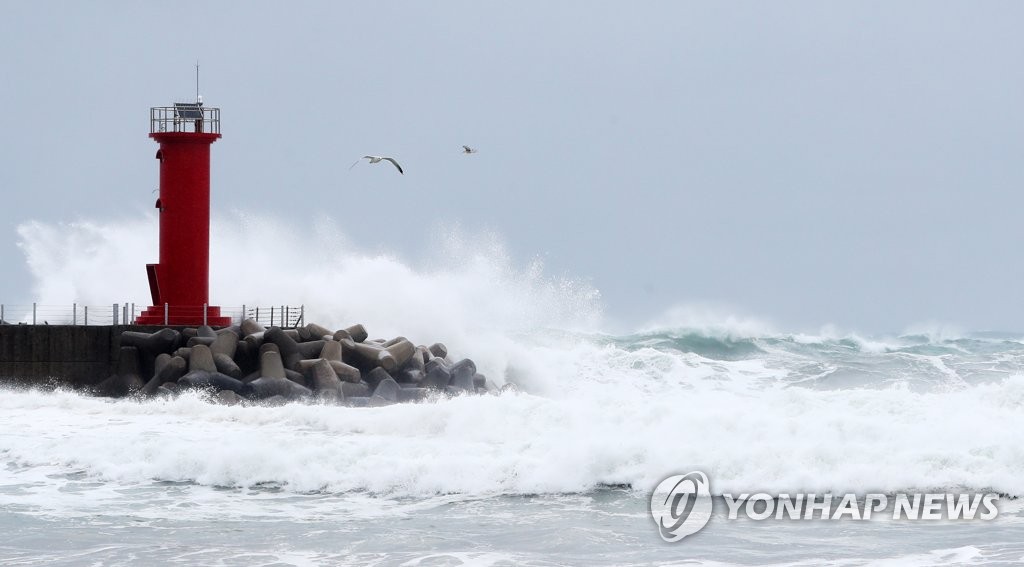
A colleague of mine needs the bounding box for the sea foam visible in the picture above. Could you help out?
[4,214,1024,514]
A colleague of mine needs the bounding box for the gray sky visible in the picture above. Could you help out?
[2,1,1023,333]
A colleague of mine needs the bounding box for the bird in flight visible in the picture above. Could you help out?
[350,155,404,174]
[462,145,477,154]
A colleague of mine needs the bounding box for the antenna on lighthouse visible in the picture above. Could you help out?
[195,60,201,105]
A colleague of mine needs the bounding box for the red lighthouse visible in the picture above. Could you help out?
[135,102,230,326]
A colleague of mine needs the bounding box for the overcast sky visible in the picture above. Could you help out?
[2,1,1023,333]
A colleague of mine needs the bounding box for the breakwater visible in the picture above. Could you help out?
[0,321,496,405]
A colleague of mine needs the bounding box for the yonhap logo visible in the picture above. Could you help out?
[650,471,1000,543]
[649,471,712,542]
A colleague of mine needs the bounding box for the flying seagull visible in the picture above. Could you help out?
[462,145,477,154]
[350,155,404,174]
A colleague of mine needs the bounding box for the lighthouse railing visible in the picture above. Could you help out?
[150,106,220,135]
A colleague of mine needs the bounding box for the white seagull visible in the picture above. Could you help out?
[462,145,477,154]
[350,155,404,175]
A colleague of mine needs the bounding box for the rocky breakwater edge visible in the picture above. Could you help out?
[94,320,504,406]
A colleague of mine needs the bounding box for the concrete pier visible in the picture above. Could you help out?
[0,325,173,388]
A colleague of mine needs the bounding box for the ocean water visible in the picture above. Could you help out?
[3,216,1023,565]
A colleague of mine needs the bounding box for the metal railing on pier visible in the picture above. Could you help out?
[225,305,305,328]
[0,303,304,328]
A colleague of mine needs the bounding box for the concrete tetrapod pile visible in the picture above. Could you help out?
[93,320,500,406]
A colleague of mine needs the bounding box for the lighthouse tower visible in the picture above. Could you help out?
[135,101,230,326]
